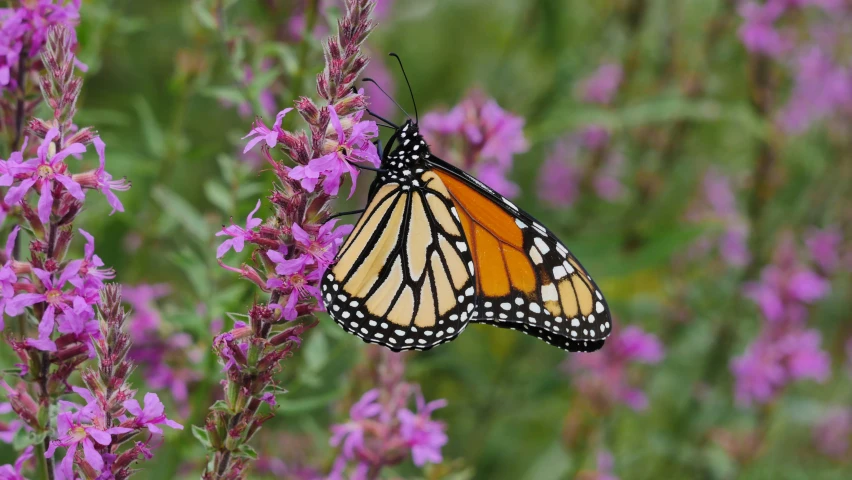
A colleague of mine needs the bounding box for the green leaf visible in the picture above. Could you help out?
[131,96,166,158]
[201,87,246,107]
[209,400,231,413]
[151,186,210,243]
[191,425,211,448]
[237,444,258,460]
[204,180,234,214]
[13,429,47,450]
[191,0,218,30]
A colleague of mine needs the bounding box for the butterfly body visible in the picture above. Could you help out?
[321,121,612,353]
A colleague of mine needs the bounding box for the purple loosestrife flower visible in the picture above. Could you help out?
[288,107,380,197]
[0,0,80,90]
[4,127,86,224]
[731,328,830,406]
[744,234,831,326]
[538,141,580,207]
[565,325,664,411]
[421,92,528,198]
[45,403,132,479]
[0,226,21,322]
[577,450,619,480]
[577,63,623,105]
[0,445,33,480]
[812,407,851,459]
[685,169,751,267]
[10,262,83,352]
[216,199,263,258]
[806,227,843,274]
[291,220,353,270]
[242,108,293,153]
[329,389,382,459]
[397,392,448,466]
[122,393,184,434]
[72,137,130,214]
[738,1,790,57]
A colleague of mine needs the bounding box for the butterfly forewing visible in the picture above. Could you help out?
[429,161,612,352]
[321,170,477,351]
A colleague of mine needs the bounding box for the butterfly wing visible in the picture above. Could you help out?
[428,158,611,352]
[321,172,477,351]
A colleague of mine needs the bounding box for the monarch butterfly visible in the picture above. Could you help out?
[321,57,612,353]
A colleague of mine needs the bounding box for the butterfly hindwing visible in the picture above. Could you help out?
[428,158,612,352]
[322,168,477,351]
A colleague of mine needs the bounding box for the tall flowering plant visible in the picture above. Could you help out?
[0,23,180,480]
[200,1,380,477]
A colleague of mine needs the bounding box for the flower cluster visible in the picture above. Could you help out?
[731,230,840,406]
[202,1,380,477]
[122,283,202,413]
[738,1,852,132]
[44,285,182,480]
[0,25,136,479]
[421,91,528,198]
[563,325,664,411]
[684,169,751,268]
[329,350,448,478]
[537,62,625,207]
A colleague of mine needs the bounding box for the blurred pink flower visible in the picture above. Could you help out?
[397,392,448,466]
[565,325,664,411]
[812,407,851,458]
[538,141,580,207]
[421,92,528,198]
[745,235,831,326]
[731,328,830,406]
[577,63,623,105]
[738,1,790,56]
[0,445,32,480]
[806,227,843,274]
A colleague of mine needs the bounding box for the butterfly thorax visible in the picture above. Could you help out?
[376,121,432,186]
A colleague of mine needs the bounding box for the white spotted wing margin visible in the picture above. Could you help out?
[426,156,612,353]
[321,174,478,352]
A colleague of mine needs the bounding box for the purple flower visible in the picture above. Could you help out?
[290,220,353,270]
[577,63,623,105]
[0,226,20,323]
[76,137,129,214]
[566,325,664,411]
[266,252,322,320]
[243,108,293,153]
[122,283,170,333]
[806,227,843,273]
[731,328,830,406]
[122,392,184,434]
[289,107,380,197]
[583,449,619,480]
[813,408,852,458]
[397,392,448,466]
[45,404,132,480]
[745,235,831,325]
[9,261,83,352]
[779,45,852,132]
[0,1,80,90]
[70,229,115,292]
[537,142,580,207]
[421,93,528,199]
[0,445,32,480]
[216,199,263,258]
[329,389,382,459]
[738,1,790,57]
[4,128,86,224]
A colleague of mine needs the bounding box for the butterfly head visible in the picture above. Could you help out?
[381,120,430,173]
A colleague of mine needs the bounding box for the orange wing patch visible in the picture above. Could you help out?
[435,170,534,298]
[434,168,610,343]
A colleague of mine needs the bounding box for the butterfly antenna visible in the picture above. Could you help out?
[366,109,399,129]
[363,77,412,120]
[389,53,418,123]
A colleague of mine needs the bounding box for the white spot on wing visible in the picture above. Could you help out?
[541,284,558,302]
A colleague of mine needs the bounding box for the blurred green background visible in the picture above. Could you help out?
[2,0,851,478]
